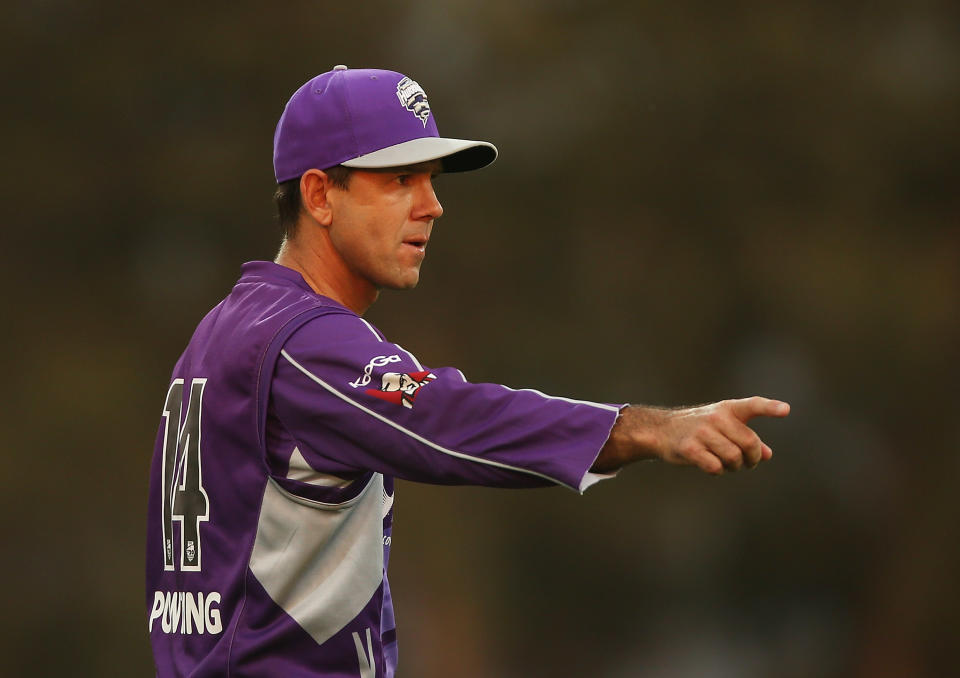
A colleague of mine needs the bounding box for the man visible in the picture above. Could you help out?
[146,65,790,677]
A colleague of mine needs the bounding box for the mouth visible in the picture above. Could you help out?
[403,236,429,254]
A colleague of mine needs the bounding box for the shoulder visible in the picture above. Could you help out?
[285,311,389,350]
[274,312,418,396]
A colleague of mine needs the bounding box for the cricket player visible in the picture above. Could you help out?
[146,65,790,677]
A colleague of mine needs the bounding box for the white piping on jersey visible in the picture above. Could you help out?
[355,316,423,371]
[395,343,423,371]
[363,316,604,406]
[496,385,621,412]
[280,349,582,492]
[454,368,467,383]
[356,318,383,342]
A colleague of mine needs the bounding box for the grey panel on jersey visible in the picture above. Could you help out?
[249,474,386,646]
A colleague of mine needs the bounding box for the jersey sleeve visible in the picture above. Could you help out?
[267,311,623,492]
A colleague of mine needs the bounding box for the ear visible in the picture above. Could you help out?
[300,169,335,227]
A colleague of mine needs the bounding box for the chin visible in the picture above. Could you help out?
[381,273,421,290]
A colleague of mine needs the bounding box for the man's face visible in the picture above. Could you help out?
[326,160,443,291]
[381,372,426,395]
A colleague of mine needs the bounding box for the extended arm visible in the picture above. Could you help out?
[593,397,791,475]
[270,312,622,492]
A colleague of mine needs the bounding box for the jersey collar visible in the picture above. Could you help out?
[239,261,317,292]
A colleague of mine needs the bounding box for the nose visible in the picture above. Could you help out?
[412,175,443,221]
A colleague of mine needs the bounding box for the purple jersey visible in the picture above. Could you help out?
[146,261,621,677]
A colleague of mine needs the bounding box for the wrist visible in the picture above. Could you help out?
[618,405,667,463]
[593,405,666,473]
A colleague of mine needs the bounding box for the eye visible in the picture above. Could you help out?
[395,174,411,185]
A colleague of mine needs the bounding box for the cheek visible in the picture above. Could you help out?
[330,215,377,260]
[335,205,396,246]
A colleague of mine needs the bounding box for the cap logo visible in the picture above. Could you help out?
[396,76,431,127]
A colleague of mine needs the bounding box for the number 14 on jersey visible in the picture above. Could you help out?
[160,378,210,572]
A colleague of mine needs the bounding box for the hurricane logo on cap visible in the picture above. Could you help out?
[396,77,431,127]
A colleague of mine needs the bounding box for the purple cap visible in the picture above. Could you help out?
[273,65,498,182]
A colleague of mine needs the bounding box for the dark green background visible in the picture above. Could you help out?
[2,1,957,676]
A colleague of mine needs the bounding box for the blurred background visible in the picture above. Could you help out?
[2,0,958,676]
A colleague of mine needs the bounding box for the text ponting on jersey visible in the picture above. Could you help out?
[149,590,223,635]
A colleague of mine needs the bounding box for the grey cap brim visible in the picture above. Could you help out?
[340,137,497,173]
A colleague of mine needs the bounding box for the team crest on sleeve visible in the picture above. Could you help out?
[396,77,431,127]
[366,371,436,409]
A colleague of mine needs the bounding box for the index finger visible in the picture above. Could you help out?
[728,396,791,422]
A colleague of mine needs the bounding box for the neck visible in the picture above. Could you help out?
[274,234,378,316]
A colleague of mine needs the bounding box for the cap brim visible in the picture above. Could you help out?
[341,137,497,173]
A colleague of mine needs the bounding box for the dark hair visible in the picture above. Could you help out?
[274,165,354,240]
